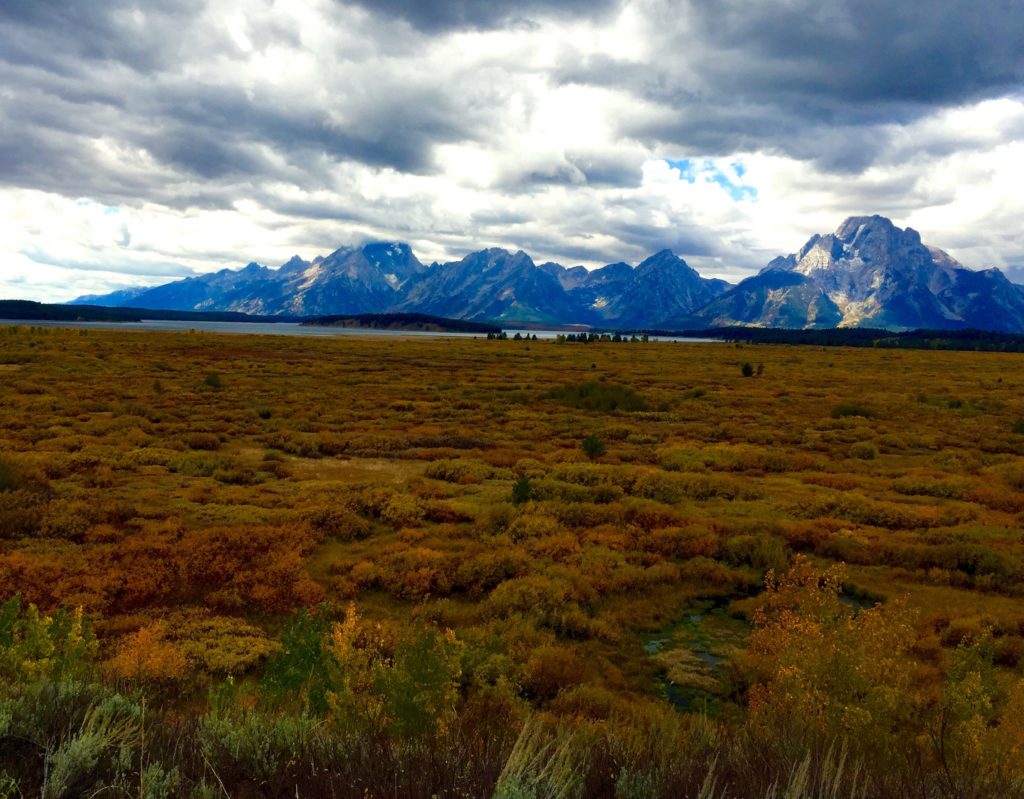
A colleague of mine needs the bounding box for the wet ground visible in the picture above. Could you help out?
[642,598,750,717]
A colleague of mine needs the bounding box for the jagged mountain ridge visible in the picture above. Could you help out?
[74,242,729,326]
[71,243,426,317]
[688,216,1024,332]
[395,249,589,324]
[71,216,1024,331]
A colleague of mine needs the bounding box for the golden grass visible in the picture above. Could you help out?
[2,325,1024,693]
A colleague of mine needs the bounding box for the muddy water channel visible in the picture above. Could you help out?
[643,599,750,717]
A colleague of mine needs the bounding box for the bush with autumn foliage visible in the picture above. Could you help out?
[3,326,1024,796]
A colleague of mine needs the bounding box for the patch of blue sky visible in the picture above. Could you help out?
[74,197,120,215]
[664,158,756,201]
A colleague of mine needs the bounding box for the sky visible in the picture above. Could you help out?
[1,0,1023,302]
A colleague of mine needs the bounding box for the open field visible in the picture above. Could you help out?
[3,325,1024,797]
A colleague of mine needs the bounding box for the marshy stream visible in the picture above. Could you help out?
[643,599,750,717]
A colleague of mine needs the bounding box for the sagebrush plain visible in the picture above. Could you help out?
[3,325,1024,798]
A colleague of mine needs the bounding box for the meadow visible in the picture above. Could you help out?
[3,324,1024,798]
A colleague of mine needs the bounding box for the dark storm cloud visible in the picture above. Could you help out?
[593,219,719,259]
[0,1,483,211]
[560,0,1024,169]
[342,0,621,32]
[0,1,204,75]
[686,0,1024,106]
[5,0,1021,208]
[0,72,479,218]
[141,81,474,178]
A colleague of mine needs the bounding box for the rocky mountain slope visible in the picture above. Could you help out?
[72,216,1024,331]
[688,216,1024,332]
[75,244,727,327]
[72,242,425,316]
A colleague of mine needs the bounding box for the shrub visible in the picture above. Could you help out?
[741,362,754,377]
[170,453,236,478]
[0,491,44,538]
[305,507,371,541]
[168,612,279,674]
[1013,418,1024,435]
[424,458,494,484]
[182,432,221,451]
[512,475,532,505]
[722,534,790,574]
[261,608,333,711]
[831,402,875,419]
[0,458,23,492]
[850,441,878,460]
[324,606,462,739]
[635,472,759,503]
[528,478,622,504]
[204,371,223,389]
[107,623,188,683]
[548,382,647,412]
[522,645,586,700]
[581,434,606,460]
[454,550,531,595]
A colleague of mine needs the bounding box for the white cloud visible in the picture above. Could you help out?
[1,0,1022,302]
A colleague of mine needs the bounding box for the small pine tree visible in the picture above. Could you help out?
[741,362,754,378]
[511,475,532,504]
[581,433,606,460]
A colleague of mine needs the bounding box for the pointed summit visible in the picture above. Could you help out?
[693,216,1024,332]
[396,247,583,324]
[606,250,729,327]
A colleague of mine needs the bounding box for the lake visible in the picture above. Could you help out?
[0,318,723,342]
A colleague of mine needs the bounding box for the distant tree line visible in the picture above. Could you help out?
[0,300,295,324]
[554,332,649,343]
[637,326,1024,352]
[304,313,500,333]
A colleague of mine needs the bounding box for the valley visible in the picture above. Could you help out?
[3,325,1024,796]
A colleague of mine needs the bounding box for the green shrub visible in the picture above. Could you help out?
[305,507,371,541]
[722,534,790,574]
[0,491,44,538]
[547,382,647,412]
[635,472,759,502]
[182,432,221,451]
[424,458,494,484]
[170,453,256,483]
[204,371,223,390]
[741,362,754,377]
[0,457,41,493]
[171,453,235,478]
[831,402,875,419]
[261,608,332,712]
[850,441,878,460]
[581,434,606,460]
[512,475,532,505]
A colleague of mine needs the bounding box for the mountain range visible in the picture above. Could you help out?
[71,216,1024,332]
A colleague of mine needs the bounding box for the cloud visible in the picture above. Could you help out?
[341,0,622,32]
[0,0,1022,301]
